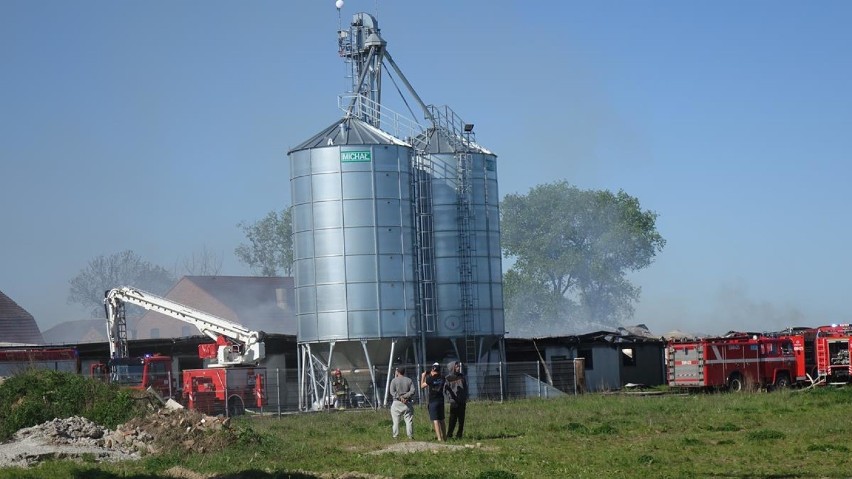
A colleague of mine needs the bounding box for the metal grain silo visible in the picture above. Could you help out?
[289,117,418,343]
[412,108,504,363]
[290,116,423,410]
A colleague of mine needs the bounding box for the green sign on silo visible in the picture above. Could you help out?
[341,150,372,162]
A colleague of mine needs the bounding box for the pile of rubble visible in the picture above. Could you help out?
[115,406,234,455]
[0,407,235,468]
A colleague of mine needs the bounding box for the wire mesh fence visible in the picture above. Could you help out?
[51,358,585,417]
[240,359,585,416]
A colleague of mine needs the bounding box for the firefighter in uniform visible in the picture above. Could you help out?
[331,368,349,409]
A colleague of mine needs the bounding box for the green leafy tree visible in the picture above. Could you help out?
[501,181,665,333]
[235,208,293,276]
[68,250,175,317]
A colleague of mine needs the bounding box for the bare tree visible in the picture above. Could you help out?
[68,250,175,317]
[179,245,223,276]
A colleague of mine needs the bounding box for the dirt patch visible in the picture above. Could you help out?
[162,466,215,479]
[367,440,496,455]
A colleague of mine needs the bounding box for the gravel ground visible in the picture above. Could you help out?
[368,440,493,454]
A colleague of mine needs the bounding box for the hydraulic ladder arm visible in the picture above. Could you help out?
[104,286,265,367]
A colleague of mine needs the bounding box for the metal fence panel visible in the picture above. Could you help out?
[225,359,585,415]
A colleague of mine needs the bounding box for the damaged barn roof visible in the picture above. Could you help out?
[506,325,666,348]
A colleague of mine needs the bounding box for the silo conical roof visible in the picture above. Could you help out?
[289,117,408,154]
[0,291,44,345]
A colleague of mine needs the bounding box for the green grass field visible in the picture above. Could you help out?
[5,387,852,478]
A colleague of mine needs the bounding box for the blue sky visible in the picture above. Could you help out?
[2,1,850,336]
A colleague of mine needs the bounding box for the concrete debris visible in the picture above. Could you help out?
[165,398,185,410]
[0,408,234,469]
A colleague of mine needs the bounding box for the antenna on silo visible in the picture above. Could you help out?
[335,0,344,30]
[336,9,435,130]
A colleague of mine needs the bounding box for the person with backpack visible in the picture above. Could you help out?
[444,361,468,439]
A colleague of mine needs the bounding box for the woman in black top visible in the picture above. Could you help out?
[421,362,446,441]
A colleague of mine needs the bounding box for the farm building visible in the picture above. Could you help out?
[506,326,666,393]
[0,290,44,345]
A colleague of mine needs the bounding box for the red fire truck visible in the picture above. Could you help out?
[183,366,266,416]
[89,354,174,397]
[778,325,852,384]
[667,334,800,391]
[104,287,267,415]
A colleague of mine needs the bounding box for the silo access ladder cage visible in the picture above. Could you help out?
[427,105,481,365]
[412,152,438,334]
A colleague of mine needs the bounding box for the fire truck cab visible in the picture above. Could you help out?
[667,334,798,391]
[89,354,174,398]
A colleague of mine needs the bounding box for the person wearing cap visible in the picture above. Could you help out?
[421,362,447,441]
[444,361,468,439]
[331,368,349,410]
[388,367,416,440]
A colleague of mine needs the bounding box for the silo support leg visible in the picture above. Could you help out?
[360,340,379,409]
[383,339,397,408]
[325,342,336,409]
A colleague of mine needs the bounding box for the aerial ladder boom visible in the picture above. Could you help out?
[104,286,266,367]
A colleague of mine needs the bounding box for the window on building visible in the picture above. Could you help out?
[181,326,194,337]
[577,349,593,370]
[150,328,160,339]
[621,347,637,366]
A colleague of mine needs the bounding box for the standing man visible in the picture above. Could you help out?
[444,361,468,439]
[389,367,416,440]
[421,362,447,441]
[331,369,349,410]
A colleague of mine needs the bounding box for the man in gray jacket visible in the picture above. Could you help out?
[389,367,416,439]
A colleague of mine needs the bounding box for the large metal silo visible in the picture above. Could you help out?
[290,117,422,411]
[289,117,418,344]
[413,109,504,364]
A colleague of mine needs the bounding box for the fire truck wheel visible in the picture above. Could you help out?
[774,374,791,390]
[227,396,246,417]
[728,374,744,392]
